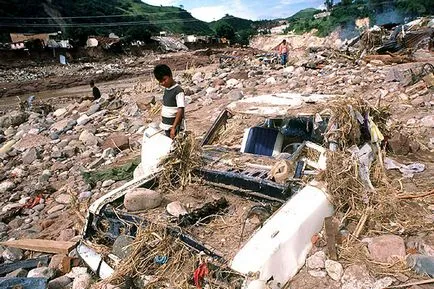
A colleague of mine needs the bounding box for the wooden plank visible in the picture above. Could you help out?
[0,239,77,255]
[324,216,338,260]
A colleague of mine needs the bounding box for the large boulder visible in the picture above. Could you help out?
[124,188,162,212]
[0,111,28,128]
[102,133,129,151]
[79,130,98,147]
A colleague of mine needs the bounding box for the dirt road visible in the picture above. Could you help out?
[0,76,148,110]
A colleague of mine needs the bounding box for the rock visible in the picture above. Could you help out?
[27,266,56,280]
[40,219,55,229]
[48,275,73,289]
[47,204,65,214]
[341,265,375,289]
[388,132,410,155]
[6,268,28,278]
[33,204,45,211]
[78,191,92,201]
[22,147,39,164]
[166,201,188,217]
[112,235,134,259]
[228,89,244,101]
[308,270,327,278]
[51,150,63,159]
[79,130,98,147]
[0,221,9,232]
[63,146,78,158]
[306,251,326,269]
[8,218,24,229]
[124,188,162,212]
[372,277,394,289]
[49,254,71,274]
[0,139,17,154]
[265,77,277,85]
[76,114,91,126]
[213,78,226,87]
[66,267,88,279]
[368,235,406,263]
[325,260,344,281]
[86,104,100,116]
[55,194,72,204]
[3,247,23,261]
[39,169,52,183]
[57,228,76,241]
[102,180,115,188]
[226,78,240,88]
[192,72,203,82]
[102,133,129,151]
[50,132,59,140]
[0,180,15,193]
[421,115,434,128]
[72,273,92,289]
[0,111,28,128]
[102,148,116,159]
[53,108,67,118]
[283,66,295,74]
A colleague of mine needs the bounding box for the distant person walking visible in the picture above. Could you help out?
[90,80,101,100]
[278,39,289,66]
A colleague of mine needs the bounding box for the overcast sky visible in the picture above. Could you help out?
[143,0,325,22]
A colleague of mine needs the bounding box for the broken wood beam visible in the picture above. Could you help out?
[0,239,77,255]
[324,216,338,260]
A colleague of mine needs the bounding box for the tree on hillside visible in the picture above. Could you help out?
[341,0,352,5]
[325,0,334,10]
[215,22,235,41]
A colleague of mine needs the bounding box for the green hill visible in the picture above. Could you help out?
[0,0,213,43]
[287,8,321,21]
[209,15,254,32]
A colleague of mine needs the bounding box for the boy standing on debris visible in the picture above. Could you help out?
[279,39,289,65]
[153,64,185,139]
[90,80,101,100]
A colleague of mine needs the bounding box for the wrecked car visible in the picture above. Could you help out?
[78,94,336,289]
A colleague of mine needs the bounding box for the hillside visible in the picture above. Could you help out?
[287,8,321,21]
[0,0,213,43]
[209,15,254,32]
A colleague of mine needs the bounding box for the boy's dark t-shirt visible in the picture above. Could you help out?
[93,86,101,100]
[160,83,185,131]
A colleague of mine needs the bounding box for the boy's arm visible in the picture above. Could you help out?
[170,108,184,139]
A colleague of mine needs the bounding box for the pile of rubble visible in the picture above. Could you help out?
[0,29,432,288]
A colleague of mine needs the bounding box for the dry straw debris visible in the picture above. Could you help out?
[158,132,203,193]
[317,96,433,277]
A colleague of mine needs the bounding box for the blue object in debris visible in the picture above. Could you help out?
[154,255,168,265]
[243,127,279,157]
[407,254,434,277]
[0,277,47,289]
